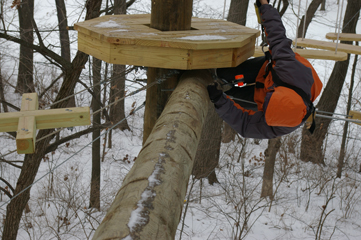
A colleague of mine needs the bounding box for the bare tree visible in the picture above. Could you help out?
[297,0,323,38]
[15,0,35,94]
[300,0,361,164]
[89,57,101,210]
[227,0,249,25]
[109,0,130,131]
[1,1,103,239]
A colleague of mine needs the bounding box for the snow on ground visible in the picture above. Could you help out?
[1,0,361,239]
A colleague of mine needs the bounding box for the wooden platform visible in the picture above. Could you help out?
[74,14,260,69]
[326,33,361,42]
[293,38,361,55]
[253,47,348,61]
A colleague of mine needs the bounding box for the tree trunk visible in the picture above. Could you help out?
[143,0,193,144]
[337,49,358,178]
[221,122,236,143]
[297,0,323,38]
[227,0,249,26]
[89,57,101,210]
[109,0,130,130]
[16,0,35,94]
[261,137,282,199]
[192,101,222,181]
[300,0,361,164]
[278,0,289,18]
[1,1,102,239]
[0,67,8,112]
[93,70,212,240]
[55,0,75,107]
[321,0,326,11]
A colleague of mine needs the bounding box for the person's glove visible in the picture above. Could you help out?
[256,0,270,8]
[207,82,223,103]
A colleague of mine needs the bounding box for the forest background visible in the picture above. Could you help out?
[0,0,361,239]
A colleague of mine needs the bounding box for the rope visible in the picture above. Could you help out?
[222,0,227,20]
[0,102,146,209]
[293,0,302,51]
[35,69,179,143]
[335,0,345,54]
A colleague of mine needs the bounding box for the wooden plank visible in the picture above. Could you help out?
[16,116,36,154]
[188,48,233,69]
[326,33,361,42]
[293,38,361,55]
[233,39,255,67]
[0,107,91,132]
[78,32,112,62]
[16,93,39,154]
[348,110,361,125]
[253,47,348,61]
[111,44,189,69]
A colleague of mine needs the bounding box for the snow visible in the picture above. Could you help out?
[94,20,122,28]
[178,34,227,41]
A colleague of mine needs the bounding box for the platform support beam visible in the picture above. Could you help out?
[92,70,212,240]
[143,0,194,144]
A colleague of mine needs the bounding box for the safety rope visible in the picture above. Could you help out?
[0,102,146,209]
[293,0,302,51]
[335,0,345,54]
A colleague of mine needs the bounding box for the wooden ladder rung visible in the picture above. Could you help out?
[326,33,361,42]
[293,38,361,55]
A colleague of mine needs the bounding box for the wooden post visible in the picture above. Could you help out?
[143,0,193,144]
[92,70,212,240]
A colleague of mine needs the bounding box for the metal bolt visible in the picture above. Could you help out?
[65,109,72,112]
[21,128,29,132]
[25,98,32,101]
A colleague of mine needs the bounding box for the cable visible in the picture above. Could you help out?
[0,102,146,209]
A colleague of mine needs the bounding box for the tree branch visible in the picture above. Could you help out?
[0,177,15,194]
[0,32,73,71]
[45,123,112,154]
[0,187,13,199]
[0,158,22,169]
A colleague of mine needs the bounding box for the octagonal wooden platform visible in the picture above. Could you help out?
[74,14,260,70]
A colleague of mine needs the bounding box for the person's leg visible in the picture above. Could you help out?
[216,56,266,84]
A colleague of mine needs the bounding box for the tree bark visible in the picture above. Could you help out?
[300,0,361,164]
[16,0,35,94]
[227,0,249,26]
[1,1,102,239]
[192,101,222,180]
[337,48,358,178]
[143,0,193,144]
[297,0,323,38]
[321,0,326,11]
[109,0,130,130]
[93,70,212,240]
[0,66,8,112]
[89,57,101,210]
[55,0,75,107]
[261,137,282,199]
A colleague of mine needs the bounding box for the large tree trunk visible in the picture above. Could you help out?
[142,0,193,144]
[261,137,281,199]
[192,101,222,184]
[16,0,35,94]
[300,0,361,164]
[89,57,101,209]
[93,70,212,240]
[55,0,75,107]
[227,0,249,25]
[297,0,323,38]
[109,0,130,130]
[1,1,102,239]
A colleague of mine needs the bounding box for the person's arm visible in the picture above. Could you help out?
[260,4,314,95]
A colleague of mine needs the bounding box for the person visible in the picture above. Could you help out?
[207,0,323,139]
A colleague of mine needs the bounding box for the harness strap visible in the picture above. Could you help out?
[263,51,316,133]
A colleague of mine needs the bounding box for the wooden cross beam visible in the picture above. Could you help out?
[348,110,361,126]
[0,93,91,154]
